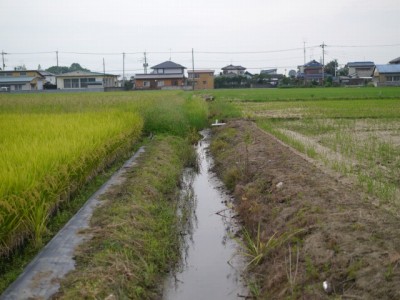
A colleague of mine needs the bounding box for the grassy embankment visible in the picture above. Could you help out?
[203,87,400,207]
[0,91,208,296]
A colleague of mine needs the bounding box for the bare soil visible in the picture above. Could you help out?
[210,119,400,299]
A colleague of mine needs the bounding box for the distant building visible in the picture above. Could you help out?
[260,69,277,75]
[135,61,186,90]
[297,60,325,83]
[346,61,375,78]
[0,70,45,91]
[56,71,118,89]
[187,70,214,90]
[389,57,400,64]
[373,64,400,86]
[221,64,246,76]
[38,70,56,85]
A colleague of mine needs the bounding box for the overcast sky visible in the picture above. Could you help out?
[1,0,399,77]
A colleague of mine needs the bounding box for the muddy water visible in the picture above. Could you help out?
[163,130,247,300]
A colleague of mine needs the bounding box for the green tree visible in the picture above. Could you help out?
[69,63,90,72]
[45,63,90,75]
[324,60,338,76]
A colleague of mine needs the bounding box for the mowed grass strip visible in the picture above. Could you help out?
[0,110,143,255]
[56,136,196,299]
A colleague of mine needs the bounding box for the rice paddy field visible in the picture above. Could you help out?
[0,91,208,257]
[202,87,400,209]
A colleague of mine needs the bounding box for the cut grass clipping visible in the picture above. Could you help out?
[57,136,196,299]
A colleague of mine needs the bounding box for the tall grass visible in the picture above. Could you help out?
[0,90,209,256]
[0,111,143,254]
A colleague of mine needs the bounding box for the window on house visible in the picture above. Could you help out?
[172,80,178,86]
[64,79,71,88]
[71,79,79,88]
[20,72,26,76]
[157,69,164,74]
[157,80,164,87]
[203,81,207,85]
[143,81,150,87]
[14,85,22,90]
[80,78,95,88]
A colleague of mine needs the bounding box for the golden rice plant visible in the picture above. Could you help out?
[0,110,143,255]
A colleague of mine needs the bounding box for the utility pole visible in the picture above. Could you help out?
[303,42,306,65]
[103,58,105,75]
[56,50,59,67]
[122,52,125,86]
[191,48,195,91]
[1,50,7,70]
[320,42,326,85]
[143,51,148,74]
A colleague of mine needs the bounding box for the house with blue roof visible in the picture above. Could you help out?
[373,64,400,87]
[0,70,45,91]
[297,60,326,84]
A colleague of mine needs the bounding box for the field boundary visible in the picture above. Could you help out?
[0,147,145,300]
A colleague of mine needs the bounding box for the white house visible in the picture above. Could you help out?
[221,64,246,76]
[56,71,118,89]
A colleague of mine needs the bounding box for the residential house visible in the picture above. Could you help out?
[56,71,118,89]
[346,61,375,78]
[38,70,56,85]
[187,70,214,90]
[221,64,246,76]
[135,61,186,90]
[254,69,283,88]
[260,69,277,75]
[373,64,400,86]
[297,60,324,83]
[0,70,45,91]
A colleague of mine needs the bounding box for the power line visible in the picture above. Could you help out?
[329,43,400,48]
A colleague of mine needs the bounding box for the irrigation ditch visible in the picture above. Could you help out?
[163,130,247,299]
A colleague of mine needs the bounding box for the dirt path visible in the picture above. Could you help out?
[211,120,400,299]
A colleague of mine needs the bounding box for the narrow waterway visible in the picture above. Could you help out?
[164,130,247,300]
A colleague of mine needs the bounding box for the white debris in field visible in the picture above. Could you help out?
[276,182,283,189]
[323,280,333,294]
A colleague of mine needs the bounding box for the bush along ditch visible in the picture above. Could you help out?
[56,135,198,299]
[210,119,400,299]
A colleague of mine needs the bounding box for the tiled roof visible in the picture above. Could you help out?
[346,61,375,67]
[134,74,185,80]
[0,76,37,84]
[56,71,117,77]
[221,64,246,70]
[187,70,214,73]
[304,60,322,67]
[151,61,186,69]
[389,57,400,64]
[375,64,400,74]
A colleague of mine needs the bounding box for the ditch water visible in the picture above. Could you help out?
[163,130,248,300]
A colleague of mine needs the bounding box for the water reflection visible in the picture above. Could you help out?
[164,130,247,300]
